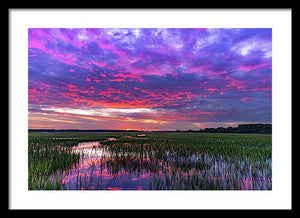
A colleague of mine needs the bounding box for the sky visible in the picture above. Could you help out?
[28,28,272,131]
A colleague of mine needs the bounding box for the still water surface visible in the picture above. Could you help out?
[55,141,271,190]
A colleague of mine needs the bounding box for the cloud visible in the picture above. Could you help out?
[28,28,272,130]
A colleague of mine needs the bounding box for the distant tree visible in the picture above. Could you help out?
[235,124,271,133]
[217,127,226,133]
[226,127,235,133]
[204,128,216,133]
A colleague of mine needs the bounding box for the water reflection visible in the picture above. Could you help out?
[60,156,152,190]
[55,141,272,190]
[74,141,102,150]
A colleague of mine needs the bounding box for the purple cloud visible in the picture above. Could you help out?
[28,28,272,130]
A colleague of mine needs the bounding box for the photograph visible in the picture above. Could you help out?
[9,9,292,210]
[28,28,272,191]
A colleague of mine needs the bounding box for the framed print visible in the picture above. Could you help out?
[9,9,292,210]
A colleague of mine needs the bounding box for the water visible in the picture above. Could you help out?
[60,142,152,190]
[54,141,272,190]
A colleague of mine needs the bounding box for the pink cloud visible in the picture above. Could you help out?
[109,78,125,82]
[207,88,218,92]
[90,60,107,68]
[237,62,270,72]
[241,97,252,102]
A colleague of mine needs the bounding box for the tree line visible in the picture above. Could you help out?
[29,123,271,134]
[178,123,272,134]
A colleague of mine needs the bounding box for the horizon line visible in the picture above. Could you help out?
[28,123,272,132]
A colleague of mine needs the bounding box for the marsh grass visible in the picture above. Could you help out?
[28,132,272,190]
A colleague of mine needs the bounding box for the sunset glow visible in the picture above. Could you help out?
[28,28,272,130]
